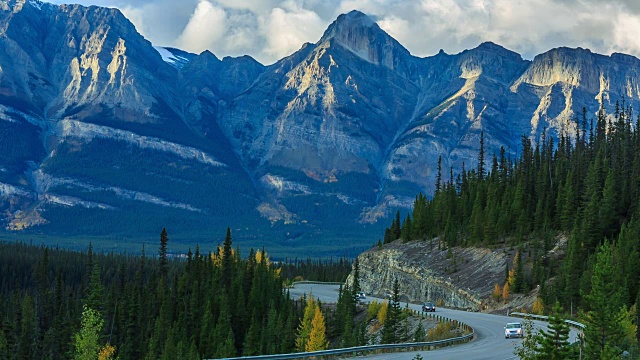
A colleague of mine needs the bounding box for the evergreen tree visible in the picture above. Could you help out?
[414,321,426,342]
[354,322,367,346]
[0,330,7,360]
[159,228,169,278]
[600,170,619,239]
[537,302,571,359]
[242,315,262,356]
[514,249,525,293]
[478,130,485,180]
[392,211,402,240]
[436,156,443,193]
[214,329,236,358]
[382,279,401,344]
[214,295,235,356]
[513,317,540,360]
[582,240,625,359]
[222,227,234,292]
[85,263,103,313]
[401,214,412,242]
[18,294,35,360]
[262,302,279,354]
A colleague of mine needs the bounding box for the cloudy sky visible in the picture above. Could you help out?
[48,0,640,65]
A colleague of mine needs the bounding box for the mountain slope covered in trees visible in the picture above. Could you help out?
[382,103,640,357]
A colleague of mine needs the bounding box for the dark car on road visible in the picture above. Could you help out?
[422,302,436,312]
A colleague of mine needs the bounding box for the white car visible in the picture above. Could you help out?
[355,291,366,300]
[504,322,523,338]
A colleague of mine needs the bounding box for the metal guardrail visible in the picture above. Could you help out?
[222,282,473,360]
[289,281,345,286]
[509,312,585,329]
[211,310,474,360]
[218,333,474,359]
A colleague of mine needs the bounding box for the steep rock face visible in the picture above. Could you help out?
[0,0,178,125]
[319,10,419,79]
[3,6,640,252]
[348,240,507,310]
[0,1,259,242]
[179,51,266,163]
[217,10,420,221]
[512,47,640,139]
[381,43,531,200]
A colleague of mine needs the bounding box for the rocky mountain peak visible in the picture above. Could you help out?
[512,46,605,92]
[318,10,410,69]
[475,41,521,58]
[1,0,49,12]
[610,52,640,65]
[454,41,528,82]
[336,9,376,28]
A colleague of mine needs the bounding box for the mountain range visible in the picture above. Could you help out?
[2,0,640,256]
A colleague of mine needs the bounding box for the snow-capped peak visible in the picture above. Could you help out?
[153,46,194,69]
[29,0,43,10]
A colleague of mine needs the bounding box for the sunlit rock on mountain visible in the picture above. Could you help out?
[2,3,640,255]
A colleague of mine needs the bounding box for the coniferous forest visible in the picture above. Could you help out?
[383,103,640,357]
[0,227,355,359]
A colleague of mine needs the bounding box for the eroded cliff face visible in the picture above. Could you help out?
[348,240,508,310]
[0,0,176,122]
[0,0,256,235]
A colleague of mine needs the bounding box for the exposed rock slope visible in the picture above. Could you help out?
[348,240,508,310]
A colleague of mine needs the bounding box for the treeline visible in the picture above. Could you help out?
[278,257,352,283]
[0,229,308,359]
[383,103,640,357]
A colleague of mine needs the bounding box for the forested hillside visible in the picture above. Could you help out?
[0,229,354,359]
[383,102,640,357]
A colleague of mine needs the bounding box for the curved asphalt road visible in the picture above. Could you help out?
[289,283,579,360]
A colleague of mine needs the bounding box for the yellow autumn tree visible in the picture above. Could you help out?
[367,300,382,321]
[492,283,502,301]
[295,295,316,351]
[502,281,510,302]
[377,300,389,325]
[255,249,272,267]
[305,306,329,351]
[97,344,116,360]
[210,245,236,267]
[532,297,544,315]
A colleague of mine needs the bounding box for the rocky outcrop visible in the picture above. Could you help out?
[52,120,226,167]
[348,240,508,310]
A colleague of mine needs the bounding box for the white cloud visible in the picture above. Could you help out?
[45,0,640,64]
[258,1,326,61]
[610,11,640,56]
[176,0,227,54]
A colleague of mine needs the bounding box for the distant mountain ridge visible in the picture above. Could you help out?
[2,2,640,255]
